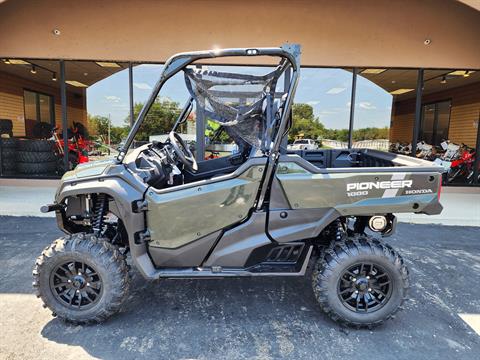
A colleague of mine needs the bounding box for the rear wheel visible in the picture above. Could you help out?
[33,233,130,324]
[312,235,409,327]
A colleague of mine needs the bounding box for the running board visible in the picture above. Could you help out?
[151,246,312,279]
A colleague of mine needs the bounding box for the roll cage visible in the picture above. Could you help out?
[117,45,301,164]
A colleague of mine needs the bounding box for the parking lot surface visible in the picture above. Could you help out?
[0,216,479,360]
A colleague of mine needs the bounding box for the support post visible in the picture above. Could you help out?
[196,100,205,160]
[411,69,424,156]
[279,67,292,153]
[195,65,205,160]
[60,60,69,171]
[348,68,358,148]
[473,111,480,185]
[128,62,134,127]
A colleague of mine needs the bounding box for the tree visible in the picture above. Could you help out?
[88,115,110,137]
[290,103,325,141]
[129,98,182,141]
[109,126,130,144]
[289,103,389,144]
[88,114,129,145]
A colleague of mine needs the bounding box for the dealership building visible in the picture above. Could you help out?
[0,0,479,184]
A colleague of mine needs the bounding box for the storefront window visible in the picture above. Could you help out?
[0,59,61,177]
[23,90,55,137]
[421,69,479,185]
[0,59,478,185]
[356,69,419,153]
[292,68,353,149]
[82,60,130,158]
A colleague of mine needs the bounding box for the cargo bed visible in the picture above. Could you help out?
[285,148,443,172]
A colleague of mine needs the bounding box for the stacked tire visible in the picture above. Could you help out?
[17,139,57,175]
[0,138,17,173]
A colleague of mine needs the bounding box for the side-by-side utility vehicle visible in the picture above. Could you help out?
[34,45,443,327]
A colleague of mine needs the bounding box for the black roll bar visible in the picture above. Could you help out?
[116,45,301,163]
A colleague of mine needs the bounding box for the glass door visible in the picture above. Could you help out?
[420,100,451,146]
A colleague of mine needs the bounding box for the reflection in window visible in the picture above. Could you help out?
[292,68,353,148]
[23,90,54,124]
[353,68,393,151]
[357,69,425,153]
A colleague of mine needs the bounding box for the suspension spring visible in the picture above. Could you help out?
[332,218,347,241]
[92,194,108,235]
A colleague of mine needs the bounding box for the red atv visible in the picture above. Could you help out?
[51,123,90,168]
[446,144,475,183]
[33,121,90,172]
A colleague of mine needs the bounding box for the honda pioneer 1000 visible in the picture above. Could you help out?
[34,46,443,327]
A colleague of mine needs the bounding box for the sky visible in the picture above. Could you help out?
[87,65,393,129]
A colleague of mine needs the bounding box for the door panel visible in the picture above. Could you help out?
[146,163,265,248]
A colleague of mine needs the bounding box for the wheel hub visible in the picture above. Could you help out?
[355,277,369,292]
[337,262,392,313]
[72,275,86,289]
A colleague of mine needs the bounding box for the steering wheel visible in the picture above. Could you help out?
[168,131,198,172]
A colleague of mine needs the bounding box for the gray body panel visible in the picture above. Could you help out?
[145,159,266,249]
[149,231,221,267]
[274,153,442,214]
[203,212,271,267]
[54,161,157,279]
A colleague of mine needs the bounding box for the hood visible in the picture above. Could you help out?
[61,159,116,181]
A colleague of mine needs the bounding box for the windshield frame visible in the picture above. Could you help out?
[116,45,300,163]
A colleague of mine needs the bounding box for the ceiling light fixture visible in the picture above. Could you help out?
[361,68,386,74]
[440,76,447,84]
[448,70,475,76]
[30,65,37,74]
[52,72,57,81]
[65,80,88,87]
[95,61,121,68]
[389,88,414,95]
[6,59,30,65]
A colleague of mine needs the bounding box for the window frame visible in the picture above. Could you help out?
[23,88,55,126]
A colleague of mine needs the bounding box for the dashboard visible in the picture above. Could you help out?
[134,142,184,189]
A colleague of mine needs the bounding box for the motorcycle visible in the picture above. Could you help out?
[447,145,476,183]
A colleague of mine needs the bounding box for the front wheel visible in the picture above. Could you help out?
[33,233,130,324]
[312,235,409,327]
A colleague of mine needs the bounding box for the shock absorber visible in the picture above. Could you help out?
[92,194,108,235]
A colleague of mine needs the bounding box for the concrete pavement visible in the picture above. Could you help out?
[0,217,479,359]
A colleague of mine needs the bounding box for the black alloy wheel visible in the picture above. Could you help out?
[312,235,409,327]
[337,262,392,313]
[33,233,130,324]
[49,259,103,310]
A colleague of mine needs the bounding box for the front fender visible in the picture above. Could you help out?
[55,170,157,279]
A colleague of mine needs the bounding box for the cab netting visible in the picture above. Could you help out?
[184,67,284,152]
